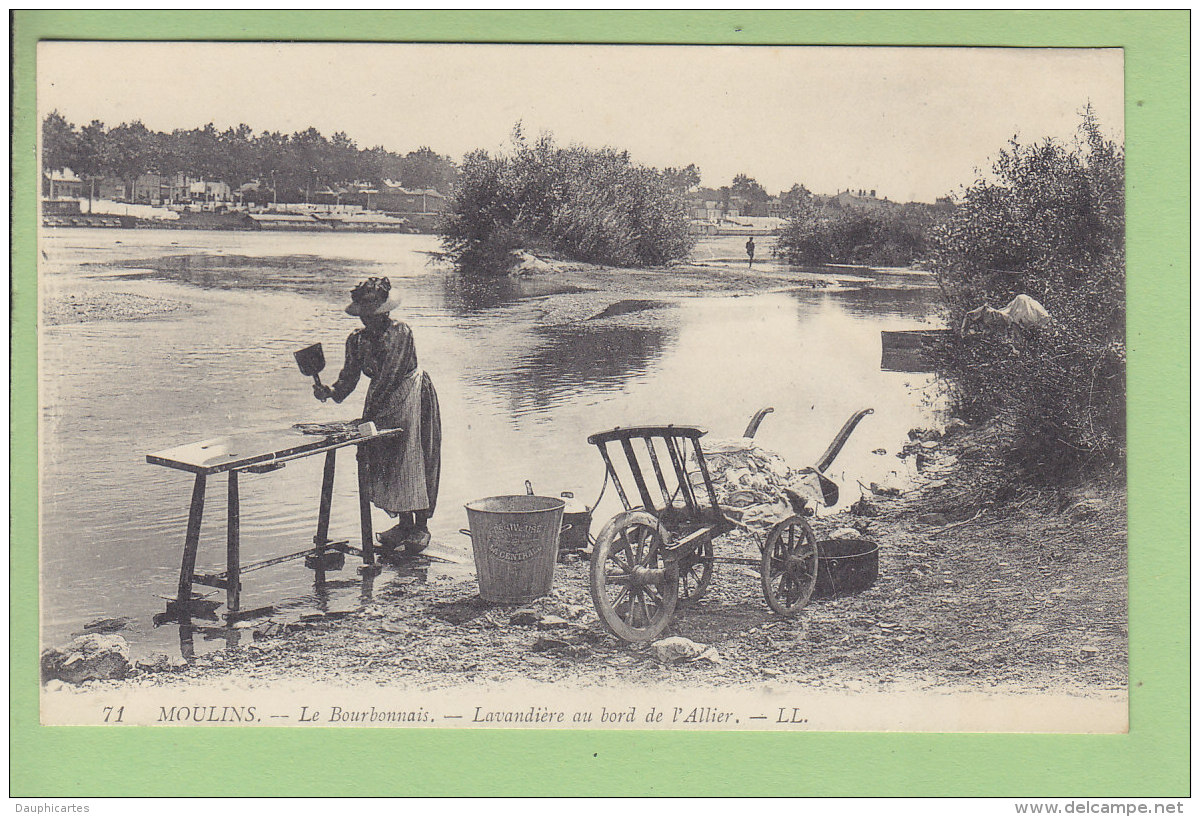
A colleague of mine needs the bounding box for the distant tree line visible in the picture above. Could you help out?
[41,112,459,201]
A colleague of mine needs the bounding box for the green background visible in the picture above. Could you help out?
[11,11,1189,796]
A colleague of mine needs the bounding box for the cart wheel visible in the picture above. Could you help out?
[590,511,679,642]
[677,533,714,606]
[760,515,819,617]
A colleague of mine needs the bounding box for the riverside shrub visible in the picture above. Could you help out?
[775,203,940,268]
[930,109,1125,480]
[439,128,694,274]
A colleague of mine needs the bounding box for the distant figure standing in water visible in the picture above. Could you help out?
[746,237,756,268]
[313,277,442,553]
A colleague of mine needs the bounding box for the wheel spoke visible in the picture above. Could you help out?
[618,529,637,566]
[610,585,631,609]
[783,576,800,604]
[645,584,664,607]
[609,550,632,572]
[626,587,642,626]
[638,592,652,627]
[634,528,649,563]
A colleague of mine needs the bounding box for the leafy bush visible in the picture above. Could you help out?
[438,127,694,274]
[775,201,939,267]
[930,108,1125,480]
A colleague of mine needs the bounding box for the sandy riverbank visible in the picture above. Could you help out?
[42,290,193,326]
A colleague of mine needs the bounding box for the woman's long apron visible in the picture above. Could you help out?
[362,368,441,515]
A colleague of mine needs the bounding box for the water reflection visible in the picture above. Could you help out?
[103,253,379,296]
[439,271,587,315]
[825,285,947,321]
[176,622,243,661]
[487,323,675,414]
[159,557,410,661]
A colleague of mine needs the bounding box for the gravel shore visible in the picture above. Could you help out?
[43,291,192,326]
[57,423,1126,700]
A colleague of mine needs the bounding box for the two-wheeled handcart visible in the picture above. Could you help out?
[585,409,872,642]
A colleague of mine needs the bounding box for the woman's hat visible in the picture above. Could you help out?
[346,277,401,316]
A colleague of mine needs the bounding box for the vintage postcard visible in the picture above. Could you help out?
[32,37,1130,738]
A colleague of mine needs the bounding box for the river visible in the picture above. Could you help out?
[39,228,943,657]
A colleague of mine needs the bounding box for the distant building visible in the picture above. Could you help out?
[374,183,446,215]
[94,176,126,201]
[188,179,232,203]
[830,189,893,212]
[42,168,83,198]
[745,198,786,218]
[246,213,327,231]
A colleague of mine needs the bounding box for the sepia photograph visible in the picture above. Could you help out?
[33,39,1130,734]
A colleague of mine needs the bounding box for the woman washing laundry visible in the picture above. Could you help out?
[314,277,441,553]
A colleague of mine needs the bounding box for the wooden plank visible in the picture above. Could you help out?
[690,437,722,512]
[147,426,404,475]
[587,425,707,446]
[643,438,674,508]
[226,471,240,611]
[880,329,949,374]
[596,444,631,511]
[620,438,656,511]
[312,449,337,584]
[357,451,375,566]
[663,437,699,512]
[175,474,207,606]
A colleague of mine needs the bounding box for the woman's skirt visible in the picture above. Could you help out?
[360,369,441,516]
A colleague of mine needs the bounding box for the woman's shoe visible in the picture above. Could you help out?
[405,529,431,555]
[377,524,410,551]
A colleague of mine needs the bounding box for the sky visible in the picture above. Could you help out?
[37,42,1123,203]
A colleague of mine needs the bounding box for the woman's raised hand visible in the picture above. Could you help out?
[313,382,334,402]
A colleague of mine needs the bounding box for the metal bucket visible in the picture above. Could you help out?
[814,539,879,598]
[464,494,565,604]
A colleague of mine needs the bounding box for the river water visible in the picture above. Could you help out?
[39,229,943,657]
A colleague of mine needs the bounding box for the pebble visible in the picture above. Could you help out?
[536,615,571,630]
[135,652,171,671]
[651,636,707,663]
[509,609,540,626]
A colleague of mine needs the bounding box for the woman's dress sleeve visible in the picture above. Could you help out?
[330,331,363,403]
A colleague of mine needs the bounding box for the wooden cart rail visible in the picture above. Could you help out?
[586,424,731,537]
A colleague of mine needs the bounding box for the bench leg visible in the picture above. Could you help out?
[226,471,241,612]
[176,473,207,606]
[357,450,375,566]
[313,449,337,584]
